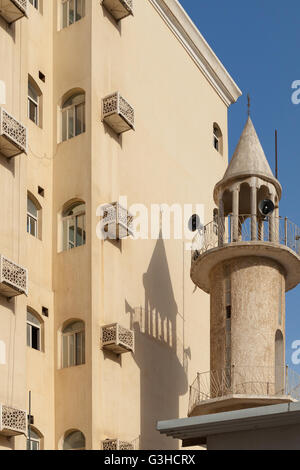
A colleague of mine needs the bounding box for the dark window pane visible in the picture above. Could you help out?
[31,326,40,351]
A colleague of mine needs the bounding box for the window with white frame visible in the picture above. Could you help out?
[28,81,39,126]
[62,321,85,369]
[62,0,85,29]
[27,428,41,450]
[27,311,42,352]
[63,430,86,450]
[27,196,39,238]
[62,202,86,251]
[213,123,223,155]
[61,93,85,142]
[29,0,39,10]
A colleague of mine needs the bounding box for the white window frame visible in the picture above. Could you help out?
[213,129,219,152]
[62,326,85,369]
[61,0,85,29]
[63,208,86,250]
[29,0,39,10]
[61,98,85,142]
[27,199,38,238]
[27,317,41,352]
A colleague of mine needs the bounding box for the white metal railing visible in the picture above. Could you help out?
[191,215,300,263]
[188,366,300,415]
[0,255,28,296]
[0,107,27,155]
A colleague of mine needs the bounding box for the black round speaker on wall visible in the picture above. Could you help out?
[258,199,275,217]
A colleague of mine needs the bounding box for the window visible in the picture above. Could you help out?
[61,93,85,142]
[27,428,41,451]
[213,123,223,155]
[62,0,85,29]
[62,202,86,251]
[27,195,39,238]
[28,82,39,125]
[63,430,86,450]
[29,0,39,9]
[62,321,85,368]
[28,77,42,127]
[27,311,41,351]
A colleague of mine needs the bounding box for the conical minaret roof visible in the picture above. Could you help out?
[214,117,282,201]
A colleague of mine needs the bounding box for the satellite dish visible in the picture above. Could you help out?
[258,199,275,217]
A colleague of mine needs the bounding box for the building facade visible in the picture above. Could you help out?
[0,0,241,450]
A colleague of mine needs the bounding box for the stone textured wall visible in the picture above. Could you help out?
[210,256,286,383]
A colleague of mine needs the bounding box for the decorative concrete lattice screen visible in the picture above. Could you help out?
[102,92,134,134]
[0,255,28,297]
[0,405,27,436]
[0,0,27,24]
[103,202,134,239]
[101,323,135,354]
[101,0,133,21]
[14,0,27,12]
[0,107,27,157]
[101,439,134,451]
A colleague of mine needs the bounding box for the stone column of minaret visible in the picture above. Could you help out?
[189,116,300,417]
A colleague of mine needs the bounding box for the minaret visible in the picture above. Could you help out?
[189,116,300,417]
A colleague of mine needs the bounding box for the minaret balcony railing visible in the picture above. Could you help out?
[0,0,27,24]
[0,107,27,158]
[188,366,300,417]
[191,214,300,262]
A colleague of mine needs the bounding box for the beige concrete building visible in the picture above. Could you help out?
[0,0,241,450]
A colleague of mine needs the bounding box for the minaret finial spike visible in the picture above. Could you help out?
[247,94,251,117]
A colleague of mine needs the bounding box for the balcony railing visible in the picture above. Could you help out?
[101,0,133,21]
[0,405,27,436]
[188,366,300,416]
[0,255,28,298]
[0,107,27,158]
[191,214,300,262]
[102,92,134,134]
[101,323,135,354]
[0,0,27,24]
[103,202,134,239]
[101,439,135,450]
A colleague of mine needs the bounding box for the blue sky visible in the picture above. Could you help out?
[178,0,300,370]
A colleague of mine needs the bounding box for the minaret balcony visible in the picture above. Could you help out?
[0,255,28,298]
[101,0,133,21]
[101,323,135,354]
[101,439,135,450]
[0,405,27,436]
[188,366,300,417]
[0,0,27,24]
[191,214,300,293]
[102,92,134,134]
[103,202,134,240]
[0,107,27,158]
